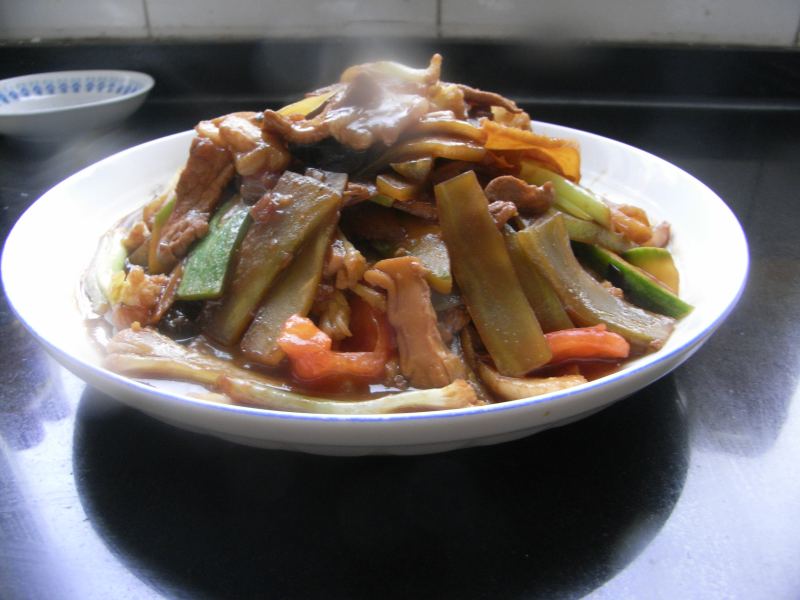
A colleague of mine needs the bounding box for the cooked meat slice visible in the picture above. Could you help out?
[610,206,653,244]
[263,89,429,151]
[261,110,333,146]
[364,256,465,388]
[616,203,650,226]
[485,175,554,215]
[324,230,367,290]
[490,105,532,130]
[643,222,671,248]
[391,198,438,221]
[437,305,471,345]
[488,200,519,229]
[263,55,441,151]
[343,181,377,206]
[330,90,430,149]
[316,289,352,341]
[156,136,235,272]
[340,53,442,87]
[217,113,290,176]
[429,82,468,119]
[249,183,295,224]
[122,220,149,252]
[239,170,281,203]
[195,119,224,145]
[457,83,522,113]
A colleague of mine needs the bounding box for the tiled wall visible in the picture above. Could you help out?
[1,0,799,46]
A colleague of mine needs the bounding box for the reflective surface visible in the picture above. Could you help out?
[2,44,800,599]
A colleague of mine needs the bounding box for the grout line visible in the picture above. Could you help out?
[436,0,442,38]
[142,0,152,39]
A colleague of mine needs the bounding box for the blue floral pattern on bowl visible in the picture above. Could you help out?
[0,72,147,105]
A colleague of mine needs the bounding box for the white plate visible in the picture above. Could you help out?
[0,70,153,138]
[1,124,748,455]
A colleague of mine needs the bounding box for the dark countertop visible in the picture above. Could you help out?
[1,42,799,600]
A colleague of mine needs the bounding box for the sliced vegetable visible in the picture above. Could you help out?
[520,161,611,227]
[410,112,486,143]
[369,136,486,172]
[398,215,452,294]
[104,325,288,388]
[390,157,434,183]
[369,194,395,208]
[435,171,551,376]
[573,243,693,319]
[304,167,348,195]
[483,120,581,182]
[204,172,342,345]
[240,219,337,366]
[176,198,250,301]
[476,363,586,401]
[559,210,634,254]
[107,325,478,414]
[277,90,336,118]
[147,192,176,274]
[220,376,479,414]
[277,313,390,382]
[545,325,630,364]
[376,172,421,202]
[460,328,585,401]
[516,213,674,351]
[505,232,573,332]
[622,246,680,293]
[86,227,128,312]
[544,192,592,222]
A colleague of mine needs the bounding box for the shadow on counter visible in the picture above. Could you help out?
[72,376,688,600]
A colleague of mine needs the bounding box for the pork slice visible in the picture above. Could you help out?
[488,200,519,229]
[457,83,522,113]
[364,256,465,389]
[485,175,554,215]
[156,136,235,271]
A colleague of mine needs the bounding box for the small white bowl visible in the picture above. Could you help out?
[0,69,153,139]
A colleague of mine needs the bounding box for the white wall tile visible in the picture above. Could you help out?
[1,0,797,46]
[146,0,437,38]
[0,0,148,40]
[442,0,800,47]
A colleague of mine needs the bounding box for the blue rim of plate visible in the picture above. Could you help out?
[1,126,750,424]
[0,70,154,115]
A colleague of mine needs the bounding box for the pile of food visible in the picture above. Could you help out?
[85,54,693,414]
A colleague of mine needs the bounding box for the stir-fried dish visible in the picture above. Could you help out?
[84,54,693,415]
